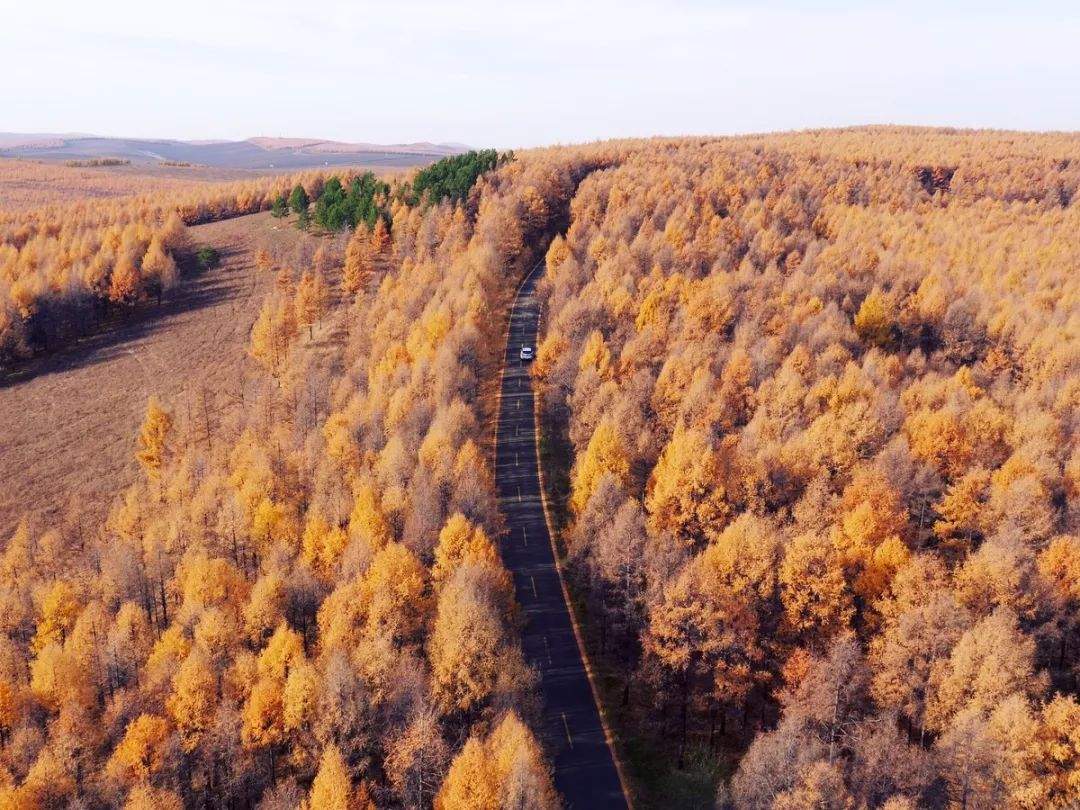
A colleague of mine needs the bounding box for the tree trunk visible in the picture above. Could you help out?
[158,573,168,626]
[678,672,689,769]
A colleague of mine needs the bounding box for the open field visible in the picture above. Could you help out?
[0,157,408,212]
[0,158,203,211]
[0,211,314,534]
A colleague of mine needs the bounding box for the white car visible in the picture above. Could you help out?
[519,346,534,362]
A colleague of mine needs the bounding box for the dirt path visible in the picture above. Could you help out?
[0,211,306,536]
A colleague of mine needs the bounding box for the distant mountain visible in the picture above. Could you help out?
[0,133,468,170]
[245,137,463,156]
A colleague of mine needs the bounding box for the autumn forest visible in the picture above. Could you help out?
[0,127,1077,809]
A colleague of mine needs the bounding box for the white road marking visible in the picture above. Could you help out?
[523,526,528,546]
[531,576,538,599]
[562,713,574,748]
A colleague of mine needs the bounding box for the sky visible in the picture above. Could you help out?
[3,0,1078,149]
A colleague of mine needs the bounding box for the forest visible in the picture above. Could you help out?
[0,141,617,807]
[406,151,512,207]
[0,127,1076,808]
[0,165,383,368]
[533,127,1080,808]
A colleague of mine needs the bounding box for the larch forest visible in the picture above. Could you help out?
[0,128,1077,809]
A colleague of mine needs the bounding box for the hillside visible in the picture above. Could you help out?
[0,145,594,808]
[533,127,1080,808]
[0,133,464,170]
[0,130,1076,809]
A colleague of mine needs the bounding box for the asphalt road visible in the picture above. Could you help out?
[495,262,628,809]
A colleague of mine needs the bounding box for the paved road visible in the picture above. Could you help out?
[496,261,628,809]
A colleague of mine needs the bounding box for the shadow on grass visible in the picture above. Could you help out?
[0,245,245,389]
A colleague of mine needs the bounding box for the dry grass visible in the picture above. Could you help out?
[0,211,316,534]
[0,158,405,212]
[0,159,208,212]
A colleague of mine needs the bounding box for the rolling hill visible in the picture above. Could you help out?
[0,132,466,169]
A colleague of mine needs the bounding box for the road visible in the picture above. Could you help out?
[495,260,628,809]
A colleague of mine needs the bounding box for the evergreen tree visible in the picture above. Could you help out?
[289,184,310,215]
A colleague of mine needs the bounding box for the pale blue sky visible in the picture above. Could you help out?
[3,0,1077,148]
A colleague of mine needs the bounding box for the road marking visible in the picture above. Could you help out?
[494,256,633,807]
[544,634,552,665]
[531,576,538,599]
[522,525,528,546]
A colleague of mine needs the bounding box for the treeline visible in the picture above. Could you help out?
[271,152,517,238]
[272,173,392,234]
[406,150,511,206]
[0,152,521,370]
[533,130,1080,808]
[0,168,382,370]
[0,142,616,806]
[65,159,131,168]
[266,152,519,240]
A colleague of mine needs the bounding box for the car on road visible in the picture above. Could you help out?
[519,346,534,362]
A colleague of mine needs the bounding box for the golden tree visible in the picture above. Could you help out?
[428,574,507,715]
[435,737,499,810]
[295,269,329,339]
[167,650,217,753]
[342,229,372,296]
[108,253,143,304]
[31,580,80,653]
[780,532,853,646]
[571,418,631,514]
[854,288,894,347]
[136,396,173,482]
[255,248,274,273]
[308,744,353,810]
[106,714,172,785]
[431,513,500,589]
[645,425,732,551]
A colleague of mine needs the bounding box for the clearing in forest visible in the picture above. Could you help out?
[0,211,314,535]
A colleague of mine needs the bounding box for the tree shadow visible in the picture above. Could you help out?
[0,246,249,390]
